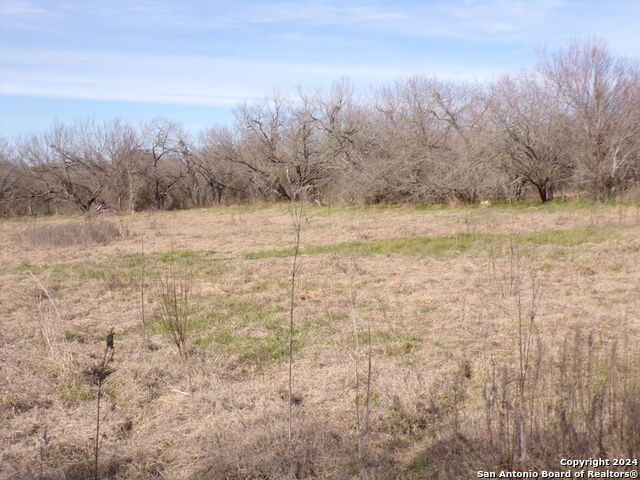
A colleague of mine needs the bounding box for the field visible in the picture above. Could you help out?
[1,201,639,479]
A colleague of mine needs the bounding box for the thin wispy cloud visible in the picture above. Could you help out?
[0,48,420,105]
[0,0,46,15]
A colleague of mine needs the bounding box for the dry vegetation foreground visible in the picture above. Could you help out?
[1,201,639,479]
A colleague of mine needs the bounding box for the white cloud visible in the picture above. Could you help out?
[0,82,247,106]
[0,47,505,106]
[0,48,406,106]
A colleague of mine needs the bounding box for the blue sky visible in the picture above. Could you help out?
[1,0,639,137]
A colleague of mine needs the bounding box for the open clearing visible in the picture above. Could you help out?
[1,201,639,479]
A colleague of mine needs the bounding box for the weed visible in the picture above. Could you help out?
[87,329,115,480]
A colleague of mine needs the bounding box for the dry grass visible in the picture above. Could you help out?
[19,219,130,249]
[0,200,639,479]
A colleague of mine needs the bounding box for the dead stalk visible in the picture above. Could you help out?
[91,329,115,480]
[29,271,64,361]
[346,258,373,460]
[28,271,62,324]
[140,234,149,343]
[362,313,372,459]
[288,196,304,443]
[38,425,49,480]
[349,277,361,442]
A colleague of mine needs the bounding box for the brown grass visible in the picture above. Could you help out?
[0,201,639,479]
[19,219,129,248]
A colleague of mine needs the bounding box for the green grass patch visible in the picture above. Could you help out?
[156,249,216,263]
[420,305,438,314]
[251,280,271,293]
[540,262,555,272]
[16,261,34,273]
[518,228,609,246]
[16,249,227,289]
[245,227,613,260]
[485,198,632,212]
[245,248,296,260]
[180,294,295,367]
[58,382,92,405]
[237,333,300,365]
[17,261,73,275]
[372,331,420,356]
[548,247,568,259]
[152,292,296,367]
[193,326,302,367]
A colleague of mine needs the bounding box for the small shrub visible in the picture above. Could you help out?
[155,269,195,360]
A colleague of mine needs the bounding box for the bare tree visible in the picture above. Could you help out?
[539,39,640,199]
[278,81,371,204]
[234,94,292,201]
[17,120,146,214]
[43,121,108,212]
[96,120,144,213]
[234,92,336,202]
[0,139,18,213]
[489,75,573,202]
[369,77,446,202]
[282,96,332,200]
[371,77,502,204]
[142,119,193,209]
[194,127,239,204]
[427,81,500,204]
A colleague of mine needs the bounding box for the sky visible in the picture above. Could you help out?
[1,0,639,138]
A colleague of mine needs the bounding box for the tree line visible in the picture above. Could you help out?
[1,39,639,216]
